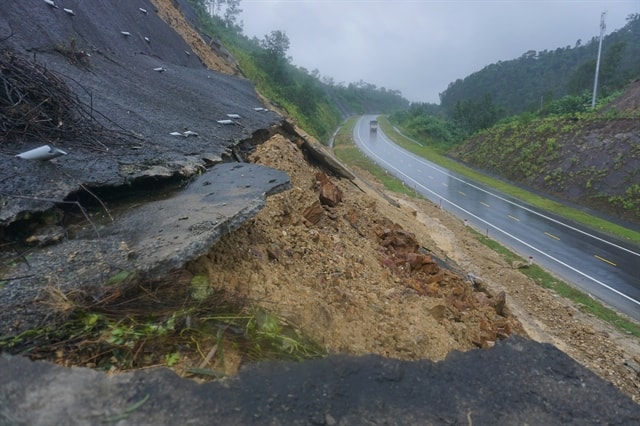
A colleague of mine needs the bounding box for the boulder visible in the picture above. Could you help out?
[316,172,343,207]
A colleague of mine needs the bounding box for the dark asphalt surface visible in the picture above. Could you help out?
[2,335,639,425]
[0,0,282,225]
[354,115,640,322]
[0,0,286,337]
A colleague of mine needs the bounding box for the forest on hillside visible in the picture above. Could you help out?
[391,14,640,144]
[439,14,640,116]
[189,0,639,156]
[187,0,408,140]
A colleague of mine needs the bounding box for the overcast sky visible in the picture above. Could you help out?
[238,0,638,104]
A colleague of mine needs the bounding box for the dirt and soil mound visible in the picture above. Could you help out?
[186,133,524,364]
[604,79,640,112]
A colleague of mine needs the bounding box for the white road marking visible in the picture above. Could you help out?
[353,117,640,307]
[369,120,640,259]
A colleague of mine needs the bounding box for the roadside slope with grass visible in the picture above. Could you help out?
[382,111,640,245]
[450,82,640,231]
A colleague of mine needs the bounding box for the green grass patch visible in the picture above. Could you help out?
[379,117,640,245]
[471,229,640,338]
[0,277,325,376]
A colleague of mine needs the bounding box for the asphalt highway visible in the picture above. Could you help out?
[353,115,640,322]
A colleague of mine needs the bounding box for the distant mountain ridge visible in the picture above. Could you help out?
[439,14,640,116]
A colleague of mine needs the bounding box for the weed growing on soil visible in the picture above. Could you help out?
[53,37,90,68]
[105,394,150,423]
[0,271,325,378]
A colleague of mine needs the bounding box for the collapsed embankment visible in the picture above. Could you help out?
[1,1,639,424]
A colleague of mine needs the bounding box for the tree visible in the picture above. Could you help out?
[261,30,290,61]
[205,0,243,30]
[439,15,639,117]
[600,41,626,90]
[567,59,596,95]
[259,30,291,84]
[452,93,503,134]
[223,0,242,29]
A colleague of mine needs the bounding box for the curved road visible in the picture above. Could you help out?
[353,115,640,322]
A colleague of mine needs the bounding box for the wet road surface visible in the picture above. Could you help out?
[354,115,640,322]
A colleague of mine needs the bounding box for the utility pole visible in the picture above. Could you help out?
[591,11,606,109]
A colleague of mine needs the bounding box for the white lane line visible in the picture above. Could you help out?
[378,123,640,258]
[353,117,640,307]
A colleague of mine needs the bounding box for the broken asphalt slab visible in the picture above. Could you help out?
[0,163,290,337]
[0,0,293,336]
[1,335,638,425]
[97,162,290,277]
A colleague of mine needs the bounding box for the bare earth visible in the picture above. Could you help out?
[185,131,639,402]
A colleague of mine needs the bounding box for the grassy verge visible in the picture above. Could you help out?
[378,117,640,246]
[335,116,640,338]
[470,229,640,338]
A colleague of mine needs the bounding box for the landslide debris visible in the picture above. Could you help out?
[150,0,240,76]
[187,133,526,363]
[0,131,526,380]
[0,48,128,148]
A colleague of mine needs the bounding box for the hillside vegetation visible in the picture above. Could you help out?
[449,82,640,226]
[389,14,640,229]
[185,0,640,227]
[440,14,640,116]
[185,0,408,140]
